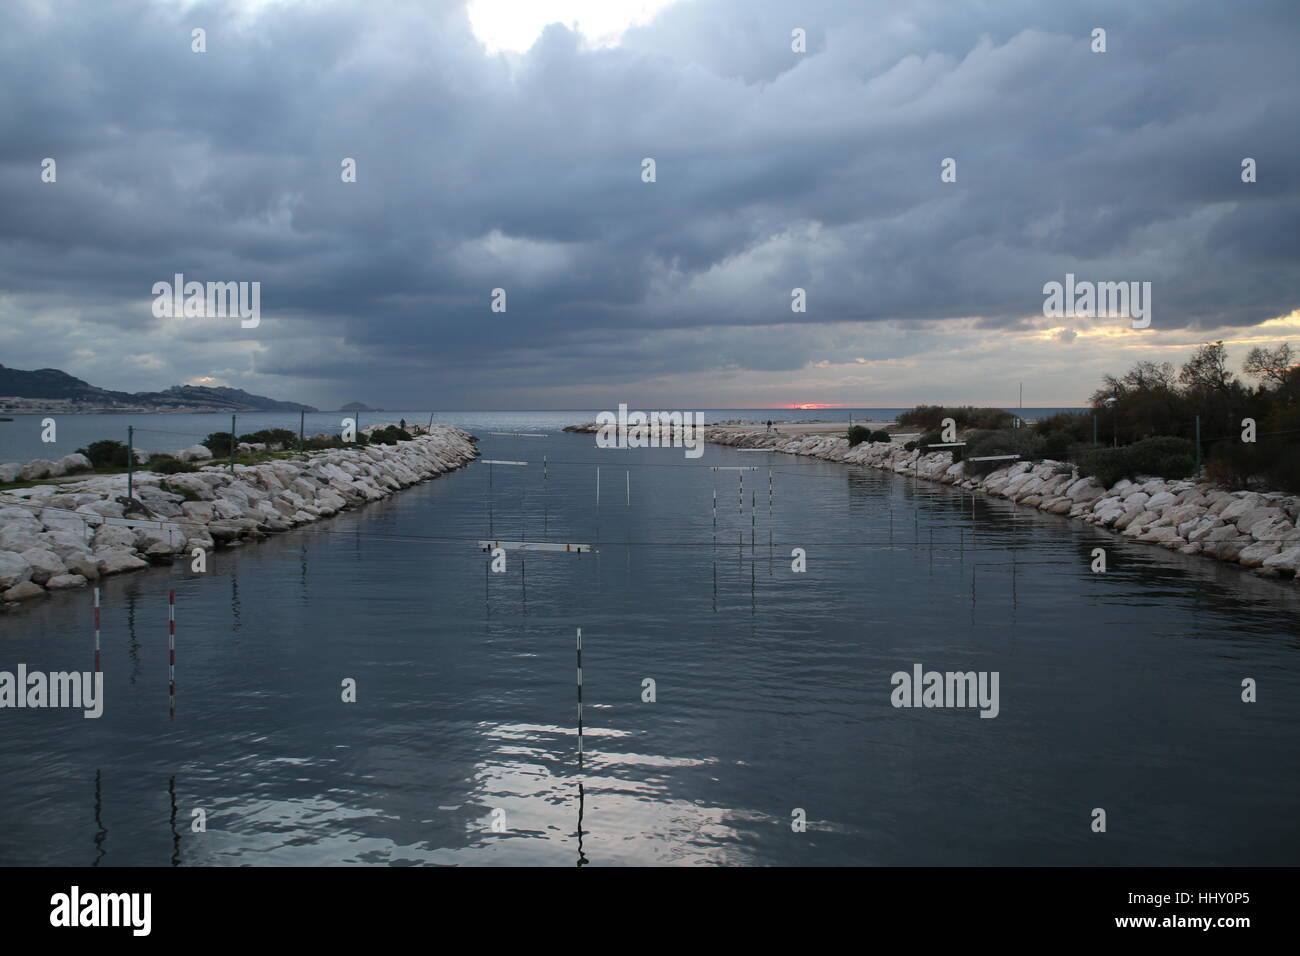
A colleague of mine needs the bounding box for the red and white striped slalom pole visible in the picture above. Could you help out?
[168,589,176,721]
[93,587,101,673]
[576,628,584,771]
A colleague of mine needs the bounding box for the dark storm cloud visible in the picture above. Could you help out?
[0,0,1296,407]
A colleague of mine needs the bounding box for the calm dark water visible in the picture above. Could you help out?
[1,429,1297,866]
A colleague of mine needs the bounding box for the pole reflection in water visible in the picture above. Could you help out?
[576,781,588,867]
[230,571,241,634]
[169,774,181,866]
[127,588,141,684]
[93,769,106,867]
[576,627,588,866]
[300,542,309,607]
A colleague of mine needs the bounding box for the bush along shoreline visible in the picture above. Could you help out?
[0,424,479,608]
[700,427,1300,582]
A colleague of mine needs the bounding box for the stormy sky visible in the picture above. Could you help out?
[1,0,1297,410]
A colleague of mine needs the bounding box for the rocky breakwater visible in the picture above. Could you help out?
[0,425,478,607]
[565,421,1300,583]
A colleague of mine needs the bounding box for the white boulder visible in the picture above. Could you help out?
[134,528,183,556]
[1238,542,1281,567]
[45,573,87,590]
[59,453,93,474]
[96,551,148,575]
[0,526,46,553]
[20,459,62,480]
[2,580,45,602]
[0,551,33,589]
[1261,547,1300,573]
[20,547,66,585]
[92,525,137,551]
[63,554,100,580]
[178,444,213,462]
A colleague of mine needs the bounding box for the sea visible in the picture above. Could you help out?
[0,408,1077,464]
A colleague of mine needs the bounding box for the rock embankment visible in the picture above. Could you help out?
[0,453,94,482]
[565,422,1300,581]
[0,425,478,606]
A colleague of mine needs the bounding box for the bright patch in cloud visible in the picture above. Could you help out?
[468,0,682,53]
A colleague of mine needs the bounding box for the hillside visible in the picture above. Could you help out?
[0,364,129,403]
[0,364,317,412]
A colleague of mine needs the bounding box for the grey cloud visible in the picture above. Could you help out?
[0,0,1296,407]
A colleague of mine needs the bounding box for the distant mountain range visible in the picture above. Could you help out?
[0,364,318,412]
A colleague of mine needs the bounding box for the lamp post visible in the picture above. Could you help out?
[1104,396,1118,447]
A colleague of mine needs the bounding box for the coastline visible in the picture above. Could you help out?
[566,421,1300,583]
[0,424,479,608]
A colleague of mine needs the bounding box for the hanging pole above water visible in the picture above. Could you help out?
[479,540,595,553]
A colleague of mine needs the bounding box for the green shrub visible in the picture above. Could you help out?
[847,427,893,446]
[1206,440,1300,494]
[963,428,1047,476]
[1077,447,1132,488]
[1078,436,1196,487]
[896,406,944,431]
[1204,450,1251,491]
[149,457,196,475]
[1263,445,1300,494]
[158,479,200,501]
[203,431,234,457]
[1041,432,1075,462]
[898,405,1016,432]
[77,439,130,469]
[368,425,411,446]
[847,425,872,447]
[302,433,372,451]
[1033,411,1090,443]
[918,430,971,461]
[207,431,296,457]
[238,428,298,449]
[917,431,953,457]
[1125,436,1196,479]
